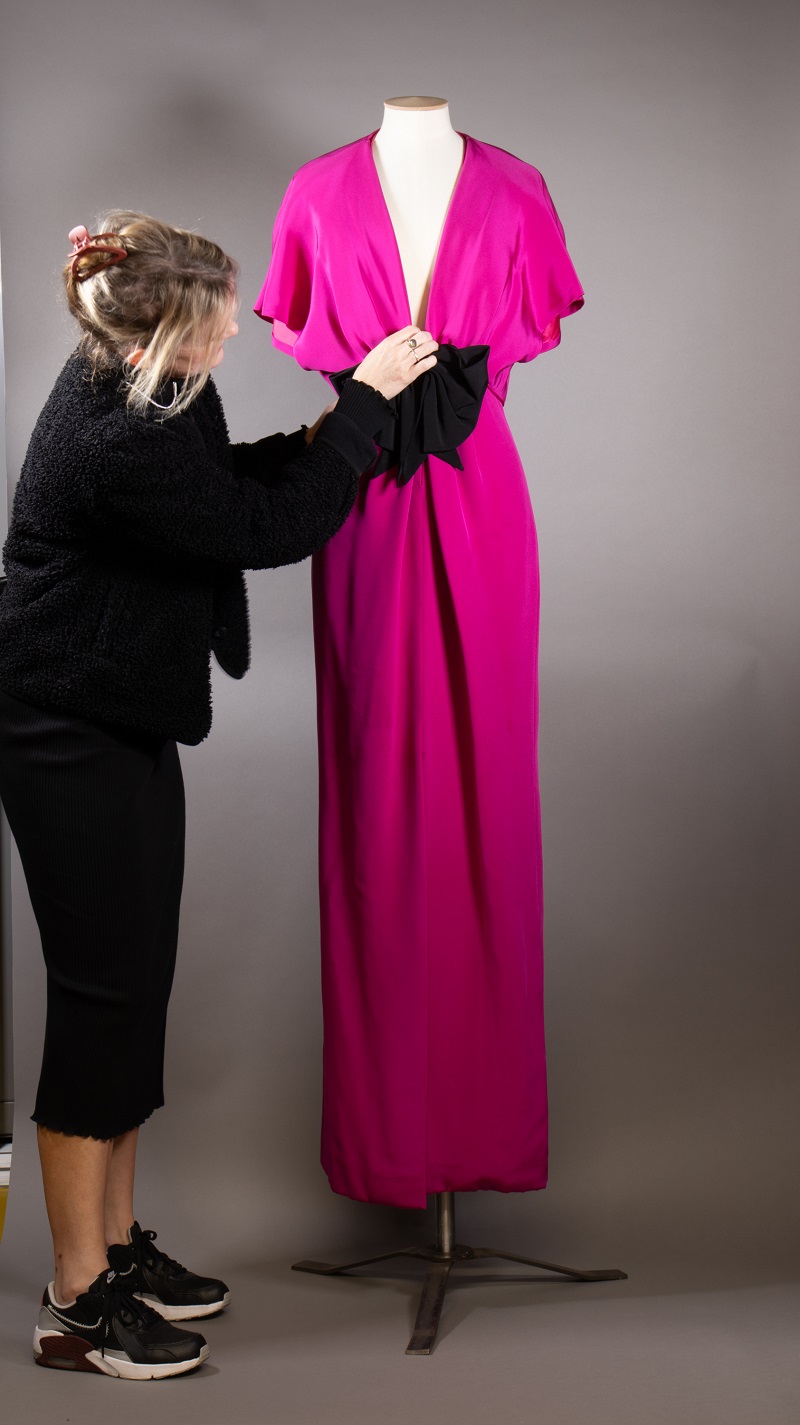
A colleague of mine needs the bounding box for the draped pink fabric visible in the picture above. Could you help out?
[254,131,584,1209]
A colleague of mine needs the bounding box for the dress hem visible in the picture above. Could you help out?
[31,1103,161,1142]
[324,1162,549,1211]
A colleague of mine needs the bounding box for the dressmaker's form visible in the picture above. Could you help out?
[369,102,466,328]
[255,93,626,1353]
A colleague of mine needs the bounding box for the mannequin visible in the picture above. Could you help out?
[370,96,465,328]
[260,95,628,1353]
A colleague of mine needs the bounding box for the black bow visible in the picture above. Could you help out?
[328,342,490,486]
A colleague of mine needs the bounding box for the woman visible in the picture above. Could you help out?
[0,211,438,1379]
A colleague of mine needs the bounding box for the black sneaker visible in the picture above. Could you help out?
[34,1268,209,1379]
[106,1221,231,1321]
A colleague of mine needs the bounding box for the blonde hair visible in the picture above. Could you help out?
[63,210,239,417]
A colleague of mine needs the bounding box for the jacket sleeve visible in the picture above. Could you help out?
[230,427,309,482]
[229,378,392,484]
[87,380,388,573]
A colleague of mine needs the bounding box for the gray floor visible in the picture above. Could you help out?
[2,1248,798,1424]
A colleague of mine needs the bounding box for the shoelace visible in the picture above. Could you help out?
[137,1228,188,1278]
[98,1272,161,1358]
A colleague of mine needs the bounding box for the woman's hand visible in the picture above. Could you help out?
[352,326,438,401]
[306,326,437,435]
[305,404,336,442]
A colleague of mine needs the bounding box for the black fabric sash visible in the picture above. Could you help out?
[328,342,490,487]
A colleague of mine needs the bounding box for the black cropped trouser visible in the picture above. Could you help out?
[0,686,185,1139]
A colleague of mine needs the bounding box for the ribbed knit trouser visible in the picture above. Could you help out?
[0,686,185,1139]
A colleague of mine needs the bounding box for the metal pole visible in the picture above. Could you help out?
[435,1191,455,1257]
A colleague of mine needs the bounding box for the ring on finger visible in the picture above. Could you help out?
[406,336,418,350]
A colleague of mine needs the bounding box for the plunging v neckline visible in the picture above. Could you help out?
[365,129,471,331]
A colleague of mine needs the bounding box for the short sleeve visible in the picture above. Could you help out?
[253,175,316,356]
[521,173,585,356]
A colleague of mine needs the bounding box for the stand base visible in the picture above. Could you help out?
[293,1241,628,1355]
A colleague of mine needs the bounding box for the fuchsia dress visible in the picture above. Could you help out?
[255,130,584,1209]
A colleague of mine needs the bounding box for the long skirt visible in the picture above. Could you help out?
[0,686,185,1139]
[311,394,547,1210]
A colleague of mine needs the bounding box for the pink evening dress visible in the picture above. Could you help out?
[254,130,585,1210]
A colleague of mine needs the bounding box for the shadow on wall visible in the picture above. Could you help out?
[537,618,800,1271]
[66,80,322,241]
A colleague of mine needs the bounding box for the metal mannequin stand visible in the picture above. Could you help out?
[293,1190,627,1354]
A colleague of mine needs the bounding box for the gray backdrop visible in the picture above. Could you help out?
[1,0,798,1296]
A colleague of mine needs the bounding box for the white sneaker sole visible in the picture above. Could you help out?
[34,1327,209,1379]
[134,1290,232,1320]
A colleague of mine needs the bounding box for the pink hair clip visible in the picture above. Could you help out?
[69,225,92,252]
[68,224,129,282]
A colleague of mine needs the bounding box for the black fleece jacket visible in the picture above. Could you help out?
[0,349,390,744]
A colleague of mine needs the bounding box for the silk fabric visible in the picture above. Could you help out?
[255,130,584,1208]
